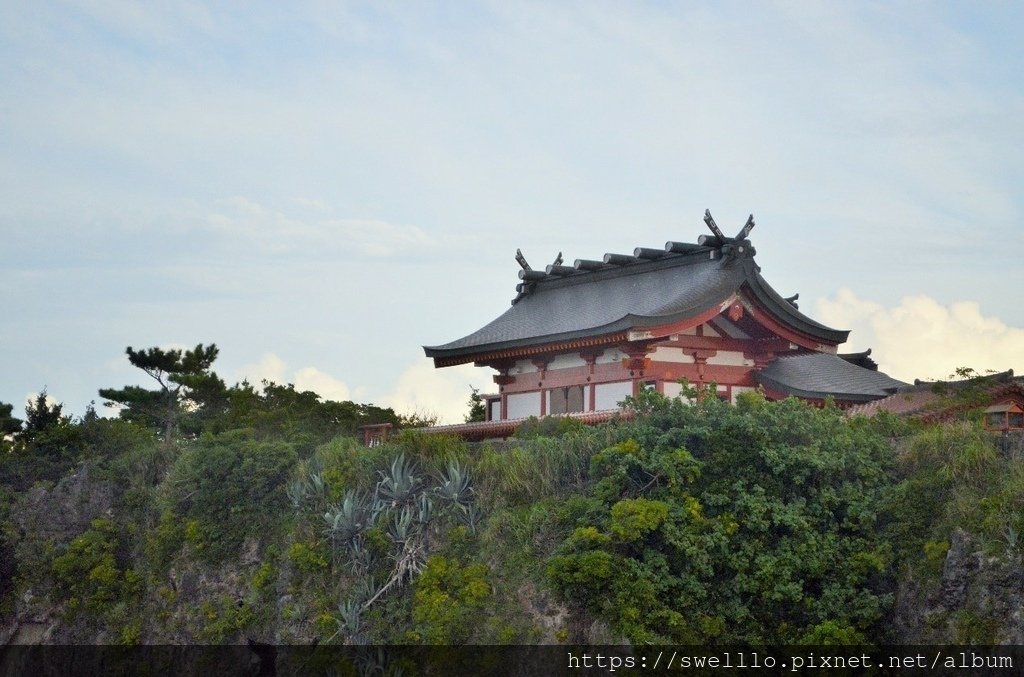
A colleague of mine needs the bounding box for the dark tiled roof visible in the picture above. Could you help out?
[755,352,907,403]
[848,370,1021,417]
[425,235,848,362]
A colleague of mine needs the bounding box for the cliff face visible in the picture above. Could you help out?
[894,528,1024,644]
[3,466,115,645]
[2,417,1022,647]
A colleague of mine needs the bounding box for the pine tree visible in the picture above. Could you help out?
[99,344,225,443]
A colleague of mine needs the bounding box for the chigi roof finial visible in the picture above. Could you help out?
[700,210,755,246]
[699,210,757,263]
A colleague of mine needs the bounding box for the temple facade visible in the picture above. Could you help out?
[423,212,905,438]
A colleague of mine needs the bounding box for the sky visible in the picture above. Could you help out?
[2,1,1023,424]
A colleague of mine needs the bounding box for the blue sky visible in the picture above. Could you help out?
[3,1,1023,422]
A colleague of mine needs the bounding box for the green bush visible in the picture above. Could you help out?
[547,393,896,644]
[409,556,491,643]
[51,518,141,617]
[167,430,297,562]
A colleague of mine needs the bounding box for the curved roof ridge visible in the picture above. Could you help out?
[425,237,849,363]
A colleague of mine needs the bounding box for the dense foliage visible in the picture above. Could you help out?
[548,389,894,644]
[2,349,1022,645]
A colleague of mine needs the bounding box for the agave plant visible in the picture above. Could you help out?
[324,490,375,547]
[286,478,309,511]
[435,459,473,508]
[352,575,379,606]
[388,506,415,544]
[346,537,374,575]
[417,493,433,526]
[307,471,327,504]
[377,454,422,506]
[1003,525,1019,553]
[458,502,484,535]
[337,599,363,643]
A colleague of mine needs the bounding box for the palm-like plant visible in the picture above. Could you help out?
[377,454,422,506]
[388,506,415,544]
[435,459,473,508]
[458,502,484,535]
[337,599,363,643]
[324,490,375,547]
[286,479,309,511]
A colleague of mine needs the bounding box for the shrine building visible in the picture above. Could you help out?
[421,211,906,440]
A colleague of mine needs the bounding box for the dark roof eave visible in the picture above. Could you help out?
[745,273,850,344]
[423,300,732,361]
[753,372,889,403]
[425,250,851,361]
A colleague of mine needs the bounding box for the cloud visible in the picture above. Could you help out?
[206,197,435,258]
[234,352,486,424]
[23,390,61,411]
[816,289,1024,382]
[235,353,349,401]
[380,360,488,425]
[236,353,288,386]
[293,367,351,403]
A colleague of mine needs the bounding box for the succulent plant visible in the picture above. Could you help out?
[435,459,473,507]
[324,490,375,547]
[388,506,415,544]
[337,599,363,641]
[286,479,309,511]
[377,454,422,506]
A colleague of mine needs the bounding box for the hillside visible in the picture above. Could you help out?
[2,361,1023,650]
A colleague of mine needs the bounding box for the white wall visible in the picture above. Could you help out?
[547,353,587,370]
[595,348,626,365]
[594,381,633,410]
[506,391,542,419]
[650,346,695,363]
[707,350,754,367]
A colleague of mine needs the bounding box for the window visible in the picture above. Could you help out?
[549,385,585,414]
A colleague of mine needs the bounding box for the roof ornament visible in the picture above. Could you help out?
[513,250,567,304]
[515,248,532,271]
[699,210,756,262]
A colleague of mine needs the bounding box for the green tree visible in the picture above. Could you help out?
[465,387,486,423]
[22,390,66,441]
[211,380,403,453]
[0,401,21,451]
[99,344,225,443]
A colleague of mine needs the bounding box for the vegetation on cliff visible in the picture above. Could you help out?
[1,347,1021,645]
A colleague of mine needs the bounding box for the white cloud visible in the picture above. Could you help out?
[23,391,61,411]
[206,197,435,258]
[293,367,351,403]
[235,354,350,401]
[817,289,1024,382]
[234,352,486,424]
[380,360,489,425]
[236,353,288,386]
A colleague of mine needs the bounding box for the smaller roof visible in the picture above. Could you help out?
[984,403,1022,413]
[755,352,906,403]
[848,370,1023,418]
